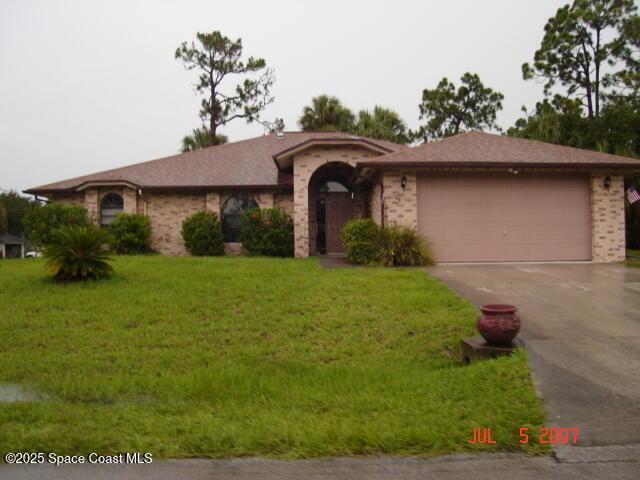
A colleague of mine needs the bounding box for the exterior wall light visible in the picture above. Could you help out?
[401,175,407,191]
[604,176,612,190]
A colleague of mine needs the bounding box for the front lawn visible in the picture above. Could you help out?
[0,256,545,458]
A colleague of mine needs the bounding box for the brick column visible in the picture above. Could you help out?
[84,189,99,224]
[205,192,221,216]
[293,165,310,258]
[123,188,137,214]
[382,169,417,228]
[591,174,625,262]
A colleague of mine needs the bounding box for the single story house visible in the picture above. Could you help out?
[0,233,27,259]
[25,131,640,262]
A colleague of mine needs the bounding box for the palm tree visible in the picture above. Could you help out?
[298,95,355,132]
[355,106,410,144]
[181,127,228,153]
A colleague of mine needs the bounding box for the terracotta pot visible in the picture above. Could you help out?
[477,304,521,346]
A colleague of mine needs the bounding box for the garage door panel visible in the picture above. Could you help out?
[417,173,591,262]
[484,207,506,226]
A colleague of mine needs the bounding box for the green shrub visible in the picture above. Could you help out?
[108,213,152,254]
[44,225,113,282]
[240,207,294,257]
[380,225,433,266]
[23,203,89,248]
[341,218,383,265]
[181,211,225,256]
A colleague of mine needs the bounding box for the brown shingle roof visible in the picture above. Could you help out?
[26,132,405,194]
[358,131,640,169]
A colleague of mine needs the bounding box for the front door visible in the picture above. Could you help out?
[325,193,354,254]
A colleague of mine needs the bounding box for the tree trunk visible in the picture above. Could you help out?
[209,114,218,146]
[209,75,218,146]
[585,81,594,120]
[594,27,601,118]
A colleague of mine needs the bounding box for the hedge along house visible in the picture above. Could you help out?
[26,131,640,262]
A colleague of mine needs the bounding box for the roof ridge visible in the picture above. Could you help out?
[357,130,640,168]
[482,131,640,162]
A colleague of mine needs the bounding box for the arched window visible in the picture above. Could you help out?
[317,180,350,193]
[221,195,258,242]
[100,193,123,227]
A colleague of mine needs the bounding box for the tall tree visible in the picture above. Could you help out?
[265,117,285,134]
[175,31,275,147]
[508,95,640,156]
[0,191,38,236]
[522,0,637,119]
[414,73,504,142]
[0,201,7,234]
[298,95,355,132]
[507,96,589,146]
[181,127,228,153]
[610,14,640,100]
[355,106,410,144]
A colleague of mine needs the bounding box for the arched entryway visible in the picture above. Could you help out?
[308,162,365,255]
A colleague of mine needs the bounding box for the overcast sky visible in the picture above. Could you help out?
[1,0,575,193]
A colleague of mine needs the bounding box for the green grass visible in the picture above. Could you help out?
[0,256,546,458]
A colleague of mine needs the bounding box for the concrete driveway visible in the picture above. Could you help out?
[428,263,640,455]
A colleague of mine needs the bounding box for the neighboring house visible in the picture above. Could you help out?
[0,233,26,259]
[25,131,640,263]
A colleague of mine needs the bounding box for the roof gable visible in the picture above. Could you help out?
[272,137,395,170]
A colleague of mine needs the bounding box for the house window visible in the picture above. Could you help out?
[317,180,350,193]
[221,195,258,242]
[100,193,123,227]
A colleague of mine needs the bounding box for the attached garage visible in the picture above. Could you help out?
[417,173,592,262]
[358,131,640,263]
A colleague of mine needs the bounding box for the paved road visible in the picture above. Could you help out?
[1,449,639,480]
[2,263,638,479]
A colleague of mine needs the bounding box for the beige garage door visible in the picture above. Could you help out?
[417,173,591,262]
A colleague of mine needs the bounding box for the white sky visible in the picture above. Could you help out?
[1,0,576,192]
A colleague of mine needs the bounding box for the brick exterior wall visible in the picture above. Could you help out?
[382,169,417,229]
[48,193,85,206]
[591,174,626,262]
[292,146,377,257]
[369,175,383,226]
[205,192,221,215]
[122,188,137,214]
[145,192,205,255]
[84,189,99,223]
[274,193,294,217]
[46,167,629,263]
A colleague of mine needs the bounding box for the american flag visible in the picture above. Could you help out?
[628,186,640,204]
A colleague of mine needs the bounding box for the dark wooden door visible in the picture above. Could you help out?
[325,193,354,254]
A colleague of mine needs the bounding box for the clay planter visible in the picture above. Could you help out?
[477,304,521,346]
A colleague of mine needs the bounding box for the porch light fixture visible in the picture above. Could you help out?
[401,175,407,191]
[604,176,612,190]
